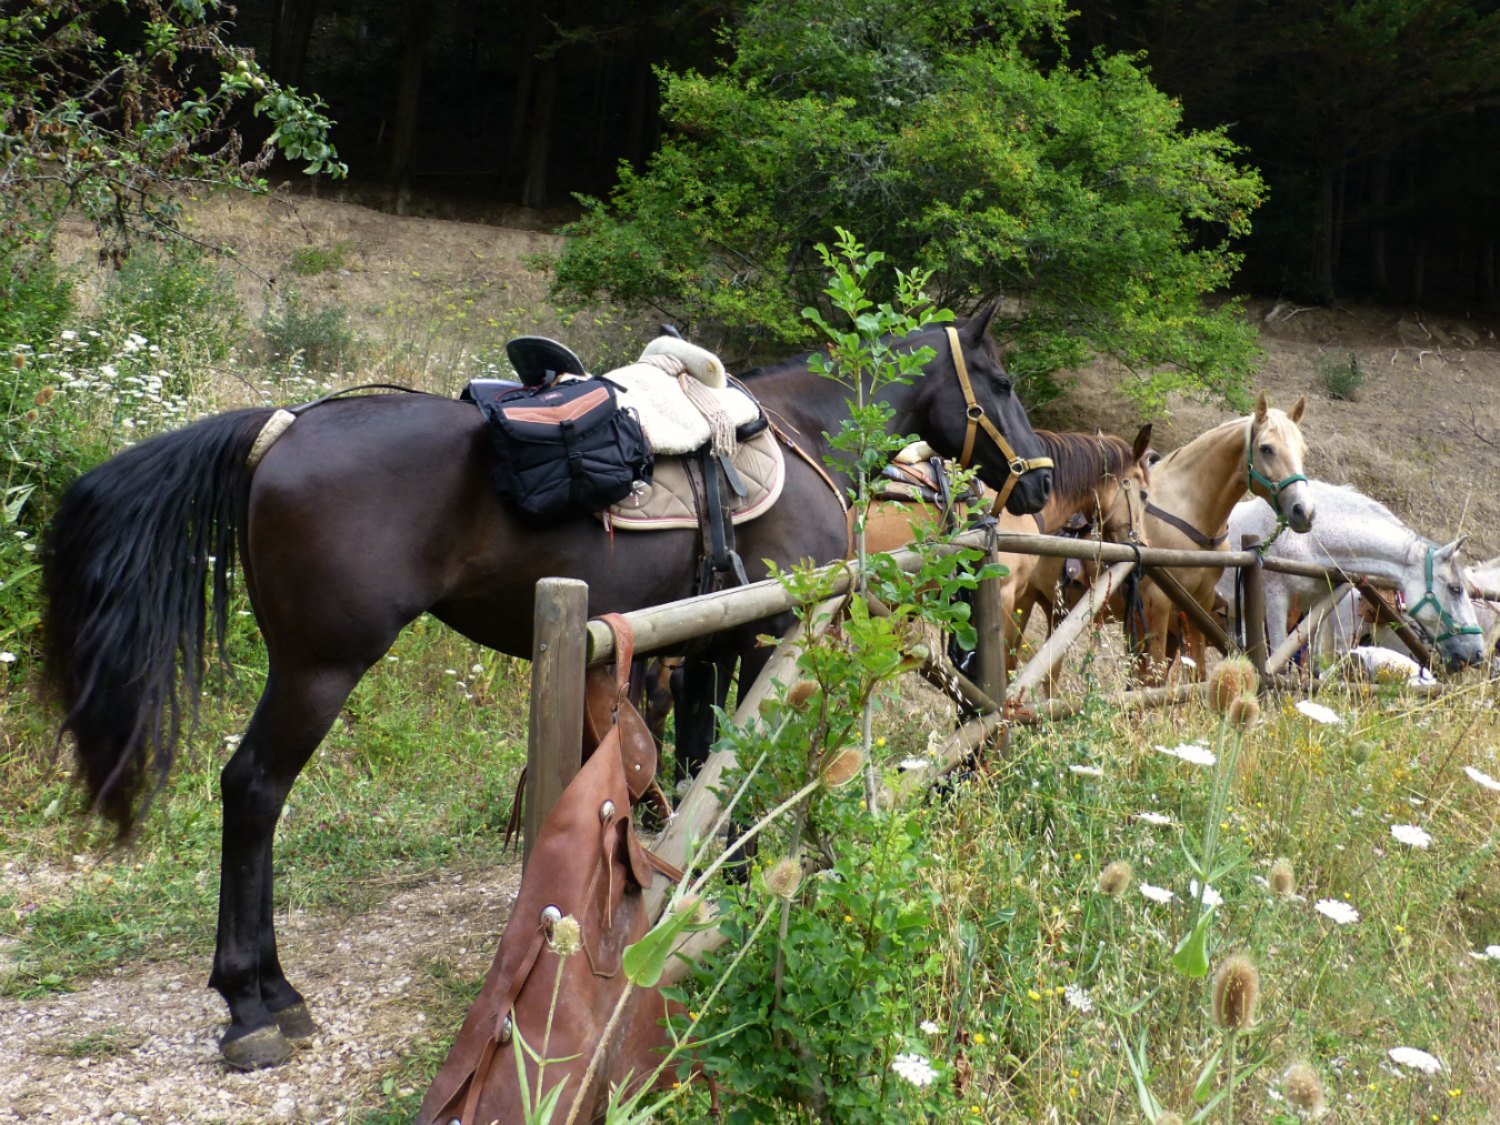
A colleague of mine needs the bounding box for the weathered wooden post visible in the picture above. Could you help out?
[1239,536,1269,678]
[971,537,1009,752]
[524,577,589,865]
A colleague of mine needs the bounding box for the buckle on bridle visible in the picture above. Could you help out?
[1008,456,1029,476]
[966,404,985,420]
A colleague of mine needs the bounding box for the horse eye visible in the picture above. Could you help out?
[1259,443,1274,456]
[1449,584,1463,597]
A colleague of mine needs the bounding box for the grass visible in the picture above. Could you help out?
[0,611,530,998]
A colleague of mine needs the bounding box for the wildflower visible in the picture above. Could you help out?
[1069,764,1104,778]
[898,757,929,771]
[920,1020,940,1035]
[1284,1062,1325,1118]
[60,329,78,341]
[1270,857,1295,897]
[1487,945,1500,959]
[1064,983,1092,1013]
[820,748,863,788]
[1463,765,1500,793]
[1208,655,1260,714]
[1211,953,1261,1030]
[547,914,582,956]
[1154,742,1217,767]
[1314,898,1360,925]
[1139,882,1174,904]
[1387,1046,1442,1074]
[470,663,483,675]
[1295,699,1342,725]
[1227,694,1260,730]
[1097,860,1133,896]
[1390,824,1432,849]
[763,856,802,899]
[1135,811,1173,826]
[0,652,15,664]
[34,386,54,405]
[1190,880,1224,907]
[891,1052,938,1088]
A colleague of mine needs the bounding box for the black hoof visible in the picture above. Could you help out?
[270,1000,317,1040]
[221,1024,293,1071]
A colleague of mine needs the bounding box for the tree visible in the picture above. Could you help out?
[0,0,344,297]
[548,0,1265,409]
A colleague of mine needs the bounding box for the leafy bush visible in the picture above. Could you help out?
[260,289,359,374]
[289,243,348,276]
[102,247,242,368]
[1317,350,1364,401]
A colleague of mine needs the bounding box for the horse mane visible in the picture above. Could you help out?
[1038,430,1134,506]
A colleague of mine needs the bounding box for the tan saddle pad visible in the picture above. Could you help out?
[604,426,785,531]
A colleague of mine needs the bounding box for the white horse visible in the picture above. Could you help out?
[1467,555,1500,671]
[1214,481,1485,671]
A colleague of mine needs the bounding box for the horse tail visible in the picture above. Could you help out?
[43,408,276,835]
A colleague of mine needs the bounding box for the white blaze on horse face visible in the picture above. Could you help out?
[1431,538,1485,666]
[1249,407,1314,532]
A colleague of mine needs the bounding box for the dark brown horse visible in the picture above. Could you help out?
[43,303,1052,1069]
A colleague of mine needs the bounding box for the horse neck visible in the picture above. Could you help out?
[749,361,923,475]
[1303,504,1424,582]
[1033,431,1129,531]
[1156,417,1250,535]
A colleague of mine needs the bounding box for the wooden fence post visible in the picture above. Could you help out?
[524,577,589,866]
[971,537,1009,752]
[1239,535,1269,678]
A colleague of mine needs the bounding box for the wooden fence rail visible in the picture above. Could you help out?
[528,529,1419,859]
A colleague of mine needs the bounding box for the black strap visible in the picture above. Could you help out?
[1146,500,1228,548]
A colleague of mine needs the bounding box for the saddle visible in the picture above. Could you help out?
[418,616,685,1125]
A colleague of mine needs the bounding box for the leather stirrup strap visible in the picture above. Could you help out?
[454,922,551,1125]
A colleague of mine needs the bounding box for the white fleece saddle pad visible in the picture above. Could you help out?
[604,337,761,456]
[604,428,786,532]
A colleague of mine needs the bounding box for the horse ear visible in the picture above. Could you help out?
[960,299,1000,345]
[1132,423,1153,463]
[1288,394,1307,423]
[1254,390,1268,422]
[1437,536,1466,562]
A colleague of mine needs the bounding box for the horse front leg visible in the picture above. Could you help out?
[210,663,362,1069]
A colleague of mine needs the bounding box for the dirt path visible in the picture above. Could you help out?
[0,863,521,1124]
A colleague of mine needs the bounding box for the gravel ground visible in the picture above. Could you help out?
[0,864,521,1125]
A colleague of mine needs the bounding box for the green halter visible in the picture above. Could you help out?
[1404,544,1483,645]
[1245,416,1307,552]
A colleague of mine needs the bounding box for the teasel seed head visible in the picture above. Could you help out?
[1211,953,1261,1031]
[1097,860,1133,897]
[1284,1061,1325,1118]
[820,747,864,788]
[786,679,819,711]
[1227,692,1261,730]
[763,855,803,899]
[1208,656,1260,715]
[1270,856,1295,897]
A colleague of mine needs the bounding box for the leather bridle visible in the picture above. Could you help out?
[946,326,1052,511]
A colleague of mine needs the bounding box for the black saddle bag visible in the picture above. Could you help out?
[478,378,652,524]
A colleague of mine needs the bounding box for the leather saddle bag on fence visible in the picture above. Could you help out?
[478,378,653,524]
[418,616,680,1125]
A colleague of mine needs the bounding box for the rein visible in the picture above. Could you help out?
[1404,544,1483,645]
[946,327,1052,510]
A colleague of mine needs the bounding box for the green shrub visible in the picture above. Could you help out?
[260,288,359,373]
[1317,350,1364,401]
[0,255,73,348]
[102,246,241,366]
[289,242,348,276]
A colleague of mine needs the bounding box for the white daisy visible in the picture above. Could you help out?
[1314,898,1359,925]
[891,1052,938,1087]
[1135,811,1174,826]
[1487,945,1500,959]
[1153,742,1217,767]
[1295,699,1342,725]
[1189,880,1224,907]
[0,652,15,664]
[1390,824,1432,849]
[1063,983,1093,1013]
[1387,1046,1442,1074]
[1069,764,1104,778]
[919,1020,941,1035]
[899,757,929,771]
[1139,883,1174,904]
[1463,766,1500,793]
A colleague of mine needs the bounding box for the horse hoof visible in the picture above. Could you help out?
[270,1000,317,1040]
[221,1024,293,1071]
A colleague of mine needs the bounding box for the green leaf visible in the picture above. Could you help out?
[622,897,714,989]
[1192,1043,1223,1102]
[1170,907,1215,978]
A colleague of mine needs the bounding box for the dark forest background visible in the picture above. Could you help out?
[232,0,1500,309]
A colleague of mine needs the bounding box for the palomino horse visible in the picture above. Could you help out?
[1214,481,1485,671]
[1129,391,1313,680]
[43,303,1053,1069]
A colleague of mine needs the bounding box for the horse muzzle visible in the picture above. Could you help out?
[1004,465,1053,516]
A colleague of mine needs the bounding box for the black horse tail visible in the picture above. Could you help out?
[43,408,276,835]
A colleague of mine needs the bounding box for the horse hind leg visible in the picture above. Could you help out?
[209,660,367,1069]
